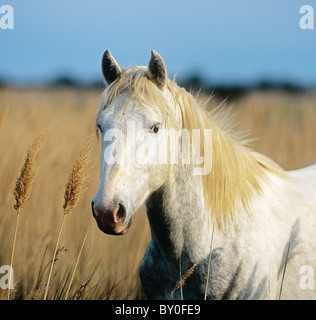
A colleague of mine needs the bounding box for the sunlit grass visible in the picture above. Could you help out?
[0,87,315,299]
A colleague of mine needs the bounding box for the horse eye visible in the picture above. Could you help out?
[150,126,159,134]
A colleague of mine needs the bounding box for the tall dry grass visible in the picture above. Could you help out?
[0,87,315,299]
[8,132,45,300]
[0,88,149,300]
[43,136,93,300]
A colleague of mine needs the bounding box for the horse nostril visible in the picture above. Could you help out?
[117,204,126,220]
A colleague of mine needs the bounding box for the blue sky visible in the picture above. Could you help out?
[0,0,315,86]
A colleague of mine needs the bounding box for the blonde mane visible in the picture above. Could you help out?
[96,67,288,229]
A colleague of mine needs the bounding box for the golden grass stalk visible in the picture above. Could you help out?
[8,132,45,300]
[204,223,215,300]
[65,222,91,300]
[169,262,198,300]
[279,241,291,300]
[43,136,93,300]
[13,133,45,211]
[63,136,94,215]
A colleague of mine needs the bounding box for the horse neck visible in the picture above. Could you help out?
[145,164,212,265]
[145,98,287,267]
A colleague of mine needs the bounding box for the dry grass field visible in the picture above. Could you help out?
[0,87,315,300]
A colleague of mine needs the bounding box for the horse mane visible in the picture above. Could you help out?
[96,67,288,229]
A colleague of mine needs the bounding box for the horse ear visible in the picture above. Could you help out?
[147,50,167,89]
[102,50,121,85]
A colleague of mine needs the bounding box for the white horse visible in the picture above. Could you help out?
[92,50,316,300]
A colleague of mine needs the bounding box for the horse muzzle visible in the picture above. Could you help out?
[91,201,130,235]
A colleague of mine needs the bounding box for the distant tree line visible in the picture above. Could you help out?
[0,73,312,100]
[179,75,307,100]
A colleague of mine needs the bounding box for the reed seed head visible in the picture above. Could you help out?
[170,262,198,299]
[63,136,94,215]
[13,132,45,212]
